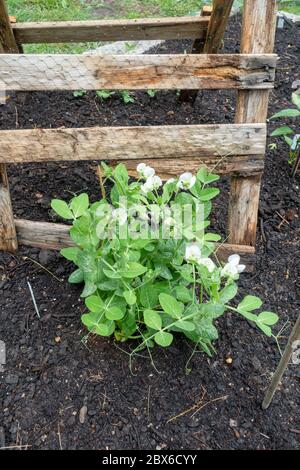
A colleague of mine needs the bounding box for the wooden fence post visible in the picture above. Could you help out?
[227,0,277,246]
[180,0,233,104]
[0,0,18,251]
[262,315,300,409]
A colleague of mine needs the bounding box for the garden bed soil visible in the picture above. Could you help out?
[0,16,299,450]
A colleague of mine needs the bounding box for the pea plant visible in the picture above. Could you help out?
[270,92,300,176]
[51,163,278,366]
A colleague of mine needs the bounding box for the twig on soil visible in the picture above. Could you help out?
[27,281,41,319]
[167,387,206,424]
[191,395,228,418]
[23,256,63,283]
[57,424,63,450]
[260,217,267,243]
[97,165,106,200]
[276,211,290,229]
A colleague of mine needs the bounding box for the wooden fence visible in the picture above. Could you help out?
[0,0,278,268]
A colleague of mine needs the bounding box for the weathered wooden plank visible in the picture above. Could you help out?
[180,0,233,103]
[14,218,255,269]
[0,166,18,251]
[111,155,265,180]
[0,124,266,164]
[11,16,210,44]
[203,0,234,54]
[0,2,18,251]
[227,0,277,247]
[0,0,19,52]
[0,53,277,91]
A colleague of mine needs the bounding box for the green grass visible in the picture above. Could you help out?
[6,0,300,53]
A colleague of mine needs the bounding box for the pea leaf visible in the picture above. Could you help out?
[174,320,195,332]
[70,193,89,218]
[271,108,300,119]
[51,199,73,220]
[123,290,137,306]
[292,92,300,110]
[198,188,220,202]
[271,126,294,137]
[120,262,147,279]
[105,306,125,321]
[257,311,279,326]
[80,282,97,298]
[256,323,272,337]
[175,285,192,303]
[61,247,80,262]
[237,295,262,312]
[85,295,104,312]
[140,285,159,308]
[154,331,173,347]
[219,283,238,303]
[159,293,184,319]
[144,310,162,330]
[68,268,84,284]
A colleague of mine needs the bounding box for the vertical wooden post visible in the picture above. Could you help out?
[0,0,18,251]
[180,0,233,104]
[262,315,300,409]
[227,0,277,246]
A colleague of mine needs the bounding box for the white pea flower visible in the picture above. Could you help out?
[137,163,155,179]
[185,243,202,263]
[141,175,162,193]
[177,172,196,190]
[198,257,216,273]
[112,207,127,226]
[164,217,176,227]
[166,178,175,185]
[221,254,246,278]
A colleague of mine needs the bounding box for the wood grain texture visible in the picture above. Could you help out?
[0,53,277,91]
[203,0,234,54]
[0,173,18,251]
[0,3,18,251]
[0,124,266,164]
[227,0,277,247]
[14,218,255,270]
[111,155,265,180]
[0,0,19,53]
[180,0,234,103]
[12,16,209,44]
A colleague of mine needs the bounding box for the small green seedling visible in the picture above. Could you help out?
[73,90,86,98]
[125,42,137,52]
[96,90,115,101]
[120,90,135,104]
[270,93,300,172]
[147,90,157,98]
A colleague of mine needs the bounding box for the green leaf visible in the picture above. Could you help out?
[103,268,122,279]
[154,331,173,347]
[123,290,137,306]
[198,188,220,201]
[204,233,222,242]
[257,311,279,326]
[256,323,272,337]
[144,309,162,330]
[174,320,195,332]
[159,293,184,319]
[81,282,97,298]
[271,126,294,137]
[292,93,300,110]
[175,285,192,303]
[68,268,84,284]
[120,262,147,279]
[271,108,300,119]
[105,306,125,321]
[70,193,89,218]
[61,247,80,262]
[197,167,220,184]
[219,283,238,303]
[85,295,104,312]
[51,199,73,220]
[238,295,262,312]
[140,285,159,308]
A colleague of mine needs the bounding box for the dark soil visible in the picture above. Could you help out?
[0,16,300,450]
